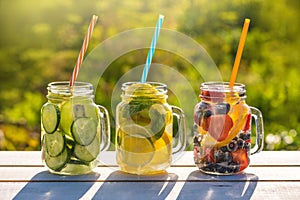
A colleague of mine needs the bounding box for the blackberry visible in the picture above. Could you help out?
[227,141,238,152]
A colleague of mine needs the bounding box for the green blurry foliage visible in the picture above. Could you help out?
[0,0,299,150]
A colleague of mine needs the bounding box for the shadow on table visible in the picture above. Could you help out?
[13,170,100,200]
[92,170,178,200]
[177,171,258,200]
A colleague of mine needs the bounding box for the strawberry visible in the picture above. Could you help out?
[232,149,249,171]
[204,114,233,141]
[242,113,251,131]
[200,90,225,102]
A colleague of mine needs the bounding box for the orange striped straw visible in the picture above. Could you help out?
[69,15,98,87]
[229,18,250,87]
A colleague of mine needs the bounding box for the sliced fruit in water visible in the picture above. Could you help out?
[71,117,97,146]
[41,103,60,134]
[45,131,65,157]
[74,134,100,162]
[118,124,155,167]
[149,104,167,139]
[205,114,233,142]
[45,147,69,171]
[120,135,155,167]
[151,132,172,165]
[121,124,152,138]
[60,99,98,135]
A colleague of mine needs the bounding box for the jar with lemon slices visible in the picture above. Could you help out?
[193,82,264,175]
[116,82,186,175]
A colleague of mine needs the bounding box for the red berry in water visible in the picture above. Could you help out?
[200,90,224,102]
[205,114,233,141]
[232,149,249,171]
[243,113,251,131]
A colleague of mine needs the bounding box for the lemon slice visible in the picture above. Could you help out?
[126,83,158,96]
[119,124,155,167]
[215,103,250,147]
[151,132,172,165]
[149,104,167,139]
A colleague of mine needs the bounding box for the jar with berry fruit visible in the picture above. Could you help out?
[193,82,264,175]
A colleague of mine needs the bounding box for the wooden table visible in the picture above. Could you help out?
[0,151,299,199]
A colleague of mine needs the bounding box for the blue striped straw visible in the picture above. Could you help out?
[140,14,164,83]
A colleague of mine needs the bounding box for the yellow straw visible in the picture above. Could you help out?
[229,18,250,87]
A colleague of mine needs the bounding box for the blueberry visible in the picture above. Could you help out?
[237,139,244,149]
[239,133,251,141]
[193,135,201,145]
[232,163,240,173]
[213,103,230,114]
[201,162,216,172]
[198,102,211,110]
[227,141,238,152]
[194,102,211,125]
[214,150,225,162]
[203,110,212,118]
[226,165,234,173]
[224,152,233,163]
[220,146,228,152]
[216,164,227,173]
[243,142,251,151]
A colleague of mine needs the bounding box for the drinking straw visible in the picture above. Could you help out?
[229,18,250,87]
[69,15,98,87]
[140,14,164,83]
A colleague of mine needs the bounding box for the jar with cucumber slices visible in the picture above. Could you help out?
[116,82,186,175]
[41,81,110,175]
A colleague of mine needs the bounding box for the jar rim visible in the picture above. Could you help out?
[47,81,94,96]
[200,82,245,92]
[200,82,246,99]
[121,81,167,98]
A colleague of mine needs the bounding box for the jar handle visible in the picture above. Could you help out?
[171,106,186,154]
[98,105,111,151]
[249,106,264,155]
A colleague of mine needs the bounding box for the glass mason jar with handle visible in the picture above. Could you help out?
[193,82,264,175]
[116,82,186,175]
[41,81,110,175]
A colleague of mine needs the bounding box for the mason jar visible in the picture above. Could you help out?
[116,82,186,175]
[41,81,110,175]
[193,82,264,175]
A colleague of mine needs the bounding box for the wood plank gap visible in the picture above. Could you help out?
[0,179,299,183]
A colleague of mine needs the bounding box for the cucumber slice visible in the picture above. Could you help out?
[45,147,69,171]
[71,117,97,146]
[74,135,100,162]
[41,103,60,134]
[45,131,65,157]
[60,99,99,135]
